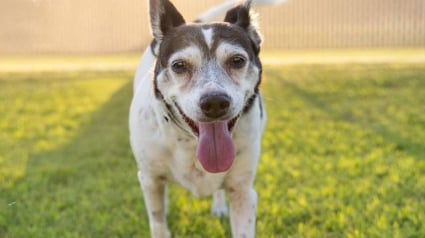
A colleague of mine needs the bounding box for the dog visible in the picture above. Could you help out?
[129,0,281,237]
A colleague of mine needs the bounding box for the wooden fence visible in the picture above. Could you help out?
[0,0,424,53]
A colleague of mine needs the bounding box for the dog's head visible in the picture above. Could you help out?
[149,0,262,173]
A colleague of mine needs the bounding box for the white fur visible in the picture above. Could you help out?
[130,1,269,237]
[202,28,214,49]
[211,189,229,217]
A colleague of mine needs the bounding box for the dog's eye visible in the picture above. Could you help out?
[171,60,189,74]
[228,55,246,69]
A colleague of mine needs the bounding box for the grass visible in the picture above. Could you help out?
[0,61,424,237]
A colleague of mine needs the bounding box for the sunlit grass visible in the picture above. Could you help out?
[0,55,140,72]
[258,64,425,237]
[1,63,424,237]
[0,72,130,189]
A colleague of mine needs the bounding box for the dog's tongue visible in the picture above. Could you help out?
[197,121,235,173]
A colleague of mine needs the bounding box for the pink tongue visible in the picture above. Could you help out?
[196,121,235,173]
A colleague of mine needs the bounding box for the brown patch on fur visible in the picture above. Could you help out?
[157,23,260,70]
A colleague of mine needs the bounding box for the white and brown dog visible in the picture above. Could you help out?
[129,0,283,237]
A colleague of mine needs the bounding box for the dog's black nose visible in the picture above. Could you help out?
[200,94,231,119]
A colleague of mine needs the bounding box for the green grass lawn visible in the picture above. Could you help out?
[1,63,424,237]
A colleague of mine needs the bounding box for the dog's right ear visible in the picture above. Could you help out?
[149,0,186,44]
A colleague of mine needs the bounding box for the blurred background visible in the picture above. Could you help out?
[1,1,425,237]
[1,0,424,54]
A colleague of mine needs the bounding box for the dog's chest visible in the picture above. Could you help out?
[167,138,226,197]
[161,138,225,197]
[131,104,226,197]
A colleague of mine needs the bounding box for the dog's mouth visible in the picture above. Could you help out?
[174,103,239,173]
[178,109,239,137]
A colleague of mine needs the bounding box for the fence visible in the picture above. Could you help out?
[0,0,424,54]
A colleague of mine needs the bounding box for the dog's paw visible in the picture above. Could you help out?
[211,203,228,218]
[212,189,228,217]
[150,221,170,238]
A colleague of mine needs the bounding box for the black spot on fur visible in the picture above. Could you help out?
[259,94,264,119]
[158,175,167,182]
[153,61,163,99]
[150,39,158,56]
[243,93,257,115]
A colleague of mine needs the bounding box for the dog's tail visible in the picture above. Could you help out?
[195,0,287,23]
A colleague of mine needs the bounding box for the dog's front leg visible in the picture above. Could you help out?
[137,171,170,238]
[228,187,258,238]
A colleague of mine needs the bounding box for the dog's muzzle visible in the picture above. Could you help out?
[173,93,240,174]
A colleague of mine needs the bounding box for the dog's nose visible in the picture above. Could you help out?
[200,94,231,119]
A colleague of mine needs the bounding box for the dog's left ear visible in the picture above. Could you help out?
[149,0,186,44]
[224,0,263,52]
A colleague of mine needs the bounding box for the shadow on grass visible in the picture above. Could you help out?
[267,65,425,160]
[2,78,153,237]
